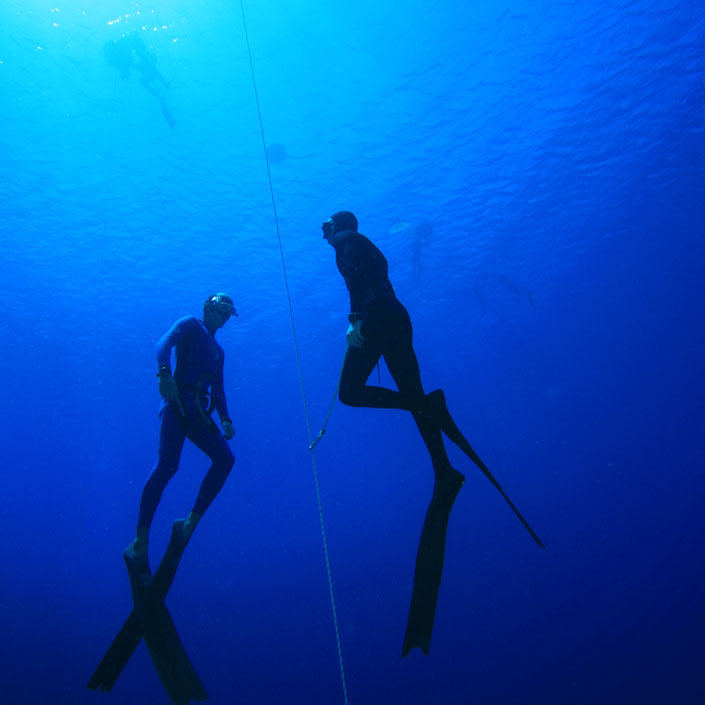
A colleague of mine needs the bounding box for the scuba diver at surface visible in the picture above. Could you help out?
[124,293,237,565]
[103,31,176,129]
[321,211,544,657]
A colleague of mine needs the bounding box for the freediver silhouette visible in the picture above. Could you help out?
[473,270,535,316]
[103,31,176,129]
[411,221,433,284]
[321,211,544,658]
[389,220,434,284]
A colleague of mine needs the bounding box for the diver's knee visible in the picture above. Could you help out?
[339,384,362,407]
[153,457,179,482]
[221,448,235,474]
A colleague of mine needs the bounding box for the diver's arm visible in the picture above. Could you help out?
[155,316,195,406]
[340,252,367,347]
[339,239,374,316]
[212,356,234,438]
[155,316,195,370]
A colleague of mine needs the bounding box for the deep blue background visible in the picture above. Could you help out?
[1,0,704,703]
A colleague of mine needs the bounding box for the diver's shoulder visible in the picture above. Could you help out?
[356,232,384,255]
[171,315,203,334]
[343,231,377,248]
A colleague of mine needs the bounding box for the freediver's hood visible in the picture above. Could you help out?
[330,211,358,233]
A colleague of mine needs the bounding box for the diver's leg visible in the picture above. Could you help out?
[340,310,431,410]
[381,306,458,477]
[128,405,186,560]
[140,76,159,99]
[159,98,176,129]
[338,327,395,407]
[182,424,235,541]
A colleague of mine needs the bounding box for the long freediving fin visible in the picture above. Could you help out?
[427,390,545,549]
[123,547,207,704]
[402,468,465,658]
[88,521,204,699]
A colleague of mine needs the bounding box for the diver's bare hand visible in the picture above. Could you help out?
[222,419,235,440]
[158,375,185,416]
[346,321,365,348]
[158,374,179,402]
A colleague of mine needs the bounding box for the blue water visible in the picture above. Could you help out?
[1,0,704,703]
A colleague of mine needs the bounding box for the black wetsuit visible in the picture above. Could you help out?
[329,229,450,473]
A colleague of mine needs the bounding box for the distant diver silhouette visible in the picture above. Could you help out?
[389,220,434,283]
[103,32,176,129]
[411,221,433,283]
[473,270,534,315]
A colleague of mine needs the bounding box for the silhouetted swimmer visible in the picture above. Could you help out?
[473,270,534,315]
[124,294,238,566]
[103,32,176,129]
[389,220,434,283]
[322,211,464,656]
[411,221,433,283]
[321,211,544,657]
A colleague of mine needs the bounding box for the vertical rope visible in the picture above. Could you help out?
[238,4,349,704]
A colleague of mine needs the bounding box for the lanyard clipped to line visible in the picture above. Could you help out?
[310,343,349,450]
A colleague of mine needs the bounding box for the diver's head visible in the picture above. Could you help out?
[322,211,358,240]
[203,292,237,330]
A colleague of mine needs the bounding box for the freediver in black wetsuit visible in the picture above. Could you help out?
[323,213,459,479]
[322,210,467,656]
[322,211,544,657]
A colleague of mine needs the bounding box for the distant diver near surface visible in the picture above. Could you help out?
[321,211,544,658]
[88,294,238,701]
[103,31,176,129]
[390,220,434,284]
